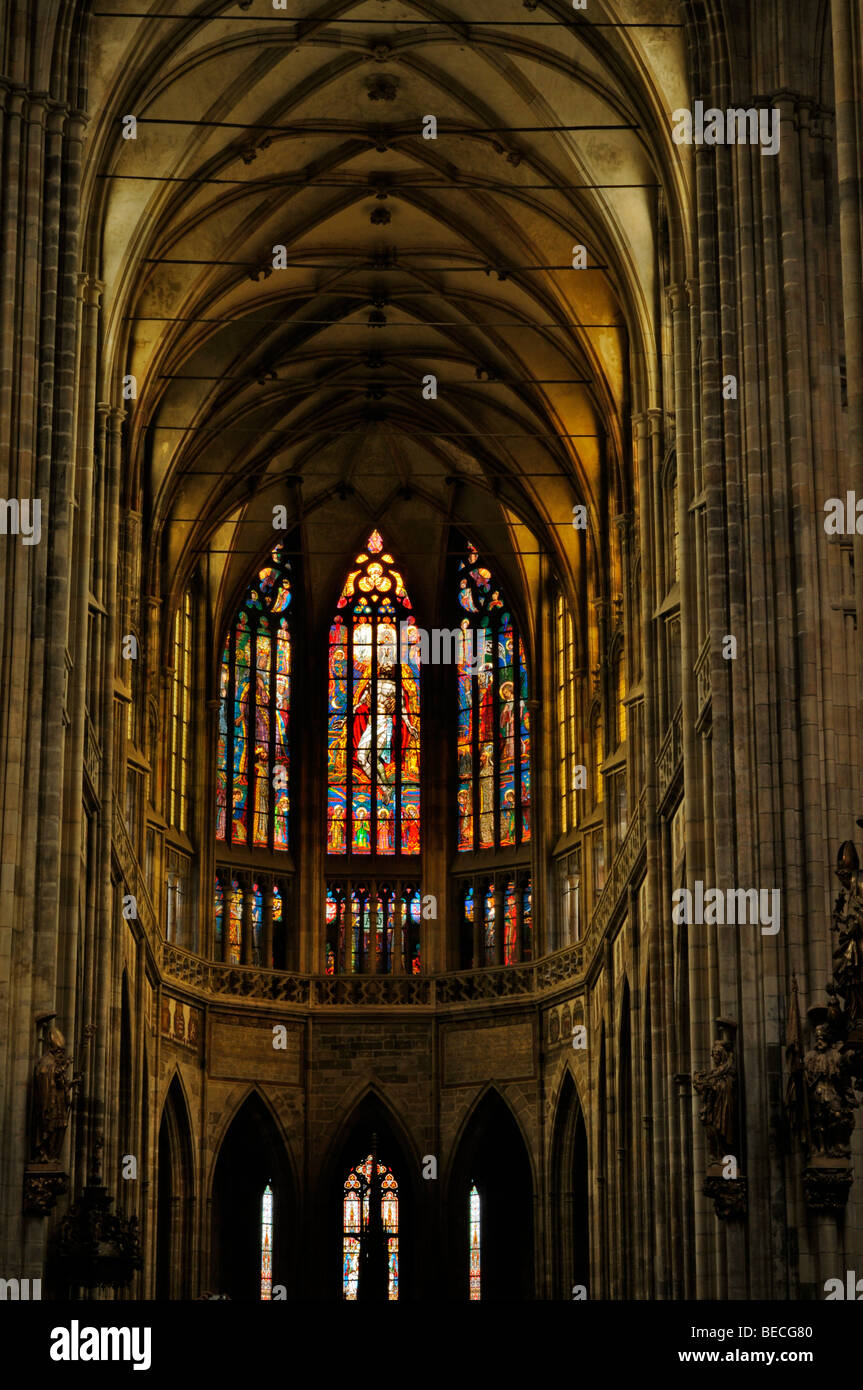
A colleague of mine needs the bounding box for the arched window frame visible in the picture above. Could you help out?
[662,450,679,593]
[169,589,193,833]
[554,590,578,835]
[326,529,421,859]
[216,542,292,853]
[342,1153,399,1301]
[455,540,531,854]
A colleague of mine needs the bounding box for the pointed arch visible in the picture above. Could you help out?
[327,527,420,857]
[216,540,293,852]
[210,1089,296,1301]
[318,1086,422,1301]
[118,971,134,1173]
[617,977,634,1298]
[445,1085,535,1300]
[454,538,531,853]
[155,1073,194,1299]
[550,1066,590,1299]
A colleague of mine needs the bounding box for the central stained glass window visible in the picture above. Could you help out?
[342,1154,399,1300]
[327,530,420,855]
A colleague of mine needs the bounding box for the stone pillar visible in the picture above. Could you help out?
[392,896,405,975]
[471,886,481,969]
[239,872,253,965]
[493,882,504,967]
[262,875,274,969]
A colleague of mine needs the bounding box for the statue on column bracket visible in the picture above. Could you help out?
[24,1013,82,1215]
[831,837,863,1085]
[786,972,856,1211]
[693,1018,747,1219]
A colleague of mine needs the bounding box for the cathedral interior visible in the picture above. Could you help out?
[2,0,863,1304]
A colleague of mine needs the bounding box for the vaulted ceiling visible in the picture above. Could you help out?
[81,0,691,645]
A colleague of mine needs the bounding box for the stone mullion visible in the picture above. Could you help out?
[262,874,274,969]
[239,871,253,966]
[492,881,504,967]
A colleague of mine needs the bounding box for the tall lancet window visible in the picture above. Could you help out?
[456,542,531,852]
[216,544,292,851]
[327,529,420,856]
[469,1184,481,1300]
[260,1184,273,1300]
[169,588,193,832]
[342,1154,399,1300]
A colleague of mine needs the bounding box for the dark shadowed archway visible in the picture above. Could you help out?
[550,1069,590,1300]
[446,1087,534,1300]
[210,1092,295,1301]
[319,1090,422,1302]
[155,1074,194,1299]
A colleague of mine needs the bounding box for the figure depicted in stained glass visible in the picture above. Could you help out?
[328,531,420,856]
[216,544,292,851]
[456,542,530,853]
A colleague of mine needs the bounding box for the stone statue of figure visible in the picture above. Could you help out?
[802,1023,856,1158]
[693,1038,737,1163]
[832,842,863,1035]
[32,1017,81,1164]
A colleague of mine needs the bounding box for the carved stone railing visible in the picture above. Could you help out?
[657,706,683,801]
[694,639,711,716]
[583,794,646,954]
[313,974,432,1007]
[435,962,536,1004]
[535,941,584,990]
[111,798,159,951]
[158,943,585,1007]
[161,945,311,1003]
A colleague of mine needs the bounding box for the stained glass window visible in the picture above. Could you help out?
[503,878,518,965]
[483,882,496,965]
[216,543,291,851]
[228,878,242,964]
[325,880,420,974]
[555,592,578,834]
[214,878,225,956]
[328,530,420,856]
[169,589,193,831]
[342,1154,399,1300]
[456,542,530,852]
[260,1184,273,1300]
[522,879,533,960]
[469,1184,481,1300]
[251,882,262,965]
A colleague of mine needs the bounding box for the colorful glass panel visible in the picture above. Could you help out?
[260,1185,273,1300]
[484,883,495,964]
[343,1154,399,1301]
[228,878,242,964]
[504,878,517,965]
[214,878,225,955]
[327,532,420,856]
[469,1184,481,1300]
[455,542,530,853]
[216,544,292,851]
